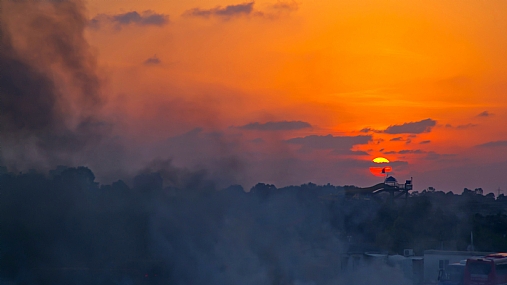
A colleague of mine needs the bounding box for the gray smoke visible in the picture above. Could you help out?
[0,0,108,170]
[0,164,416,285]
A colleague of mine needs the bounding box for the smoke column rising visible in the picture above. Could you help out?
[0,0,108,171]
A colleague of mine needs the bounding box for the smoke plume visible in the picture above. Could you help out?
[0,0,107,170]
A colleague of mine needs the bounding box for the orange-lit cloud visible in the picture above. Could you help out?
[184,2,255,18]
[383,119,437,134]
[90,10,169,30]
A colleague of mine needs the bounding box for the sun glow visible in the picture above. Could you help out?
[373,157,390,163]
[370,157,391,177]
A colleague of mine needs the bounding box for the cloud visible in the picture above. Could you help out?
[476,140,507,148]
[359,127,381,133]
[260,1,299,18]
[445,123,477,129]
[384,149,429,155]
[388,136,414,143]
[425,151,455,160]
[344,150,370,156]
[419,140,431,144]
[383,118,436,134]
[184,1,298,20]
[238,120,312,131]
[184,2,255,18]
[90,10,169,29]
[271,1,299,11]
[144,55,161,65]
[477,111,493,117]
[286,134,371,154]
[400,149,427,154]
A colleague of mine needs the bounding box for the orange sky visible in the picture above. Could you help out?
[78,0,507,192]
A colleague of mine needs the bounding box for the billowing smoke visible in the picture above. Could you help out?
[0,0,108,170]
[0,165,416,285]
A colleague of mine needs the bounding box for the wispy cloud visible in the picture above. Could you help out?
[445,123,477,130]
[237,121,312,131]
[183,1,298,20]
[184,2,255,18]
[360,127,378,133]
[286,134,371,155]
[384,149,423,155]
[476,140,507,148]
[383,118,436,134]
[425,151,455,160]
[394,149,427,154]
[144,55,161,65]
[90,10,169,30]
[271,1,299,11]
[477,111,493,117]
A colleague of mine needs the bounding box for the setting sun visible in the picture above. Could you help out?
[373,157,390,164]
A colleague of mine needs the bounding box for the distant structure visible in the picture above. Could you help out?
[344,175,413,201]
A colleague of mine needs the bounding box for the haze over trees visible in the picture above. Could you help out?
[1,166,507,284]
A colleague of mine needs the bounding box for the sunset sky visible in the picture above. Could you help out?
[3,0,507,193]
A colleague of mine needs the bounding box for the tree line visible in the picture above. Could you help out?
[1,166,506,284]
